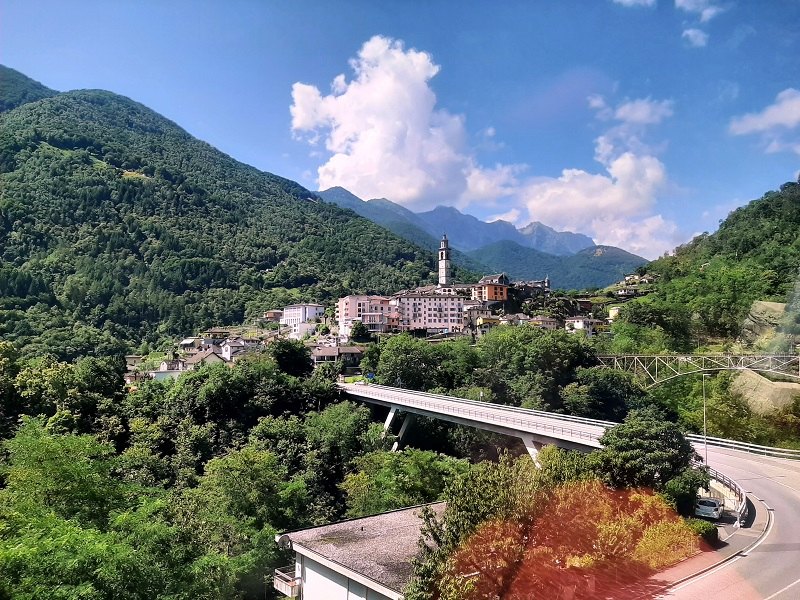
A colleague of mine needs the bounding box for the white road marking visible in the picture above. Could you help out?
[665,497,775,595]
[762,576,800,600]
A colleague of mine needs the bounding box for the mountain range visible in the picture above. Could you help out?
[317,186,647,288]
[317,186,595,255]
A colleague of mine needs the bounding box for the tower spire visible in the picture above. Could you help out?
[438,234,451,286]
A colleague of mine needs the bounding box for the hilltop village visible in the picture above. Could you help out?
[127,234,655,383]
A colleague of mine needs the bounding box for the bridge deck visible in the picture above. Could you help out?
[340,383,605,450]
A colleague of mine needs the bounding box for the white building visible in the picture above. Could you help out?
[273,504,443,600]
[281,304,325,338]
[391,291,466,333]
[565,317,605,336]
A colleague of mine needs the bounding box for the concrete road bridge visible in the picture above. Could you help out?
[340,383,607,458]
[340,382,800,599]
[596,354,800,387]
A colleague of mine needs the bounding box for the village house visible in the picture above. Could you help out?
[565,317,605,336]
[274,504,443,600]
[262,309,283,322]
[529,315,560,330]
[185,348,229,369]
[472,273,510,302]
[311,346,364,368]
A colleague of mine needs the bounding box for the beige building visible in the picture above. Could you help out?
[529,315,561,330]
[337,295,395,337]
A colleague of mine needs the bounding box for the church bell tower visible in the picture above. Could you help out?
[438,234,451,286]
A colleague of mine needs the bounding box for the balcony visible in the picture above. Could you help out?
[274,565,301,598]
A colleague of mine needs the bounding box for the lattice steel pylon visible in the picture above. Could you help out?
[596,354,800,387]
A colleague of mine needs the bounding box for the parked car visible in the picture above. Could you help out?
[695,497,724,520]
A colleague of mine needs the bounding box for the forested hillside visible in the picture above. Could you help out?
[469,241,647,289]
[0,70,453,358]
[0,65,58,113]
[609,181,800,351]
[317,186,489,273]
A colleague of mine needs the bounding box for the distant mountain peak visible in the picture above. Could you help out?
[319,185,599,257]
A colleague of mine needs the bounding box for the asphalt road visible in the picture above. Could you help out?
[665,447,800,600]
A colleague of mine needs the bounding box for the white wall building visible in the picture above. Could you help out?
[281,304,325,338]
[529,315,561,330]
[274,504,442,600]
[391,292,466,332]
[565,317,605,336]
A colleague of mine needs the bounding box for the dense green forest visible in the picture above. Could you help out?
[604,180,800,352]
[0,330,712,599]
[0,66,468,360]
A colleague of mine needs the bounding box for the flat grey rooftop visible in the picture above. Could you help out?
[286,503,444,593]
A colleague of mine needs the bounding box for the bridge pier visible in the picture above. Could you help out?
[520,435,544,467]
[391,413,415,452]
[382,406,398,437]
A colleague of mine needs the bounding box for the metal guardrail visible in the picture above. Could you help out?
[705,465,749,524]
[686,434,800,459]
[342,384,605,446]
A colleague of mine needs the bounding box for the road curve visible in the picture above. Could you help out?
[664,447,800,600]
[341,384,800,598]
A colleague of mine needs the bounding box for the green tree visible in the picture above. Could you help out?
[476,326,596,407]
[267,338,313,378]
[349,320,371,342]
[1,417,125,526]
[561,367,647,421]
[597,408,698,489]
[375,334,437,390]
[341,449,469,517]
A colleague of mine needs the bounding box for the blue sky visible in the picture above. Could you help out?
[3,0,799,258]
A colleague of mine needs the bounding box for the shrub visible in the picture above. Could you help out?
[661,467,711,516]
[633,520,698,569]
[685,517,719,545]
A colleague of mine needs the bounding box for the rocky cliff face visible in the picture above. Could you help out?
[731,370,800,415]
[739,301,786,348]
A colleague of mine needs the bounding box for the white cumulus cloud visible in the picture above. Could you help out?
[729,88,800,155]
[614,98,675,124]
[517,151,676,258]
[682,28,709,47]
[487,208,522,223]
[729,89,800,134]
[291,35,499,209]
[290,37,681,258]
[675,0,724,22]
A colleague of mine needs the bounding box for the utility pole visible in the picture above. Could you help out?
[702,374,710,465]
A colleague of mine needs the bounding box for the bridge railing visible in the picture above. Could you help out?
[687,434,800,459]
[341,384,604,446]
[704,464,749,524]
